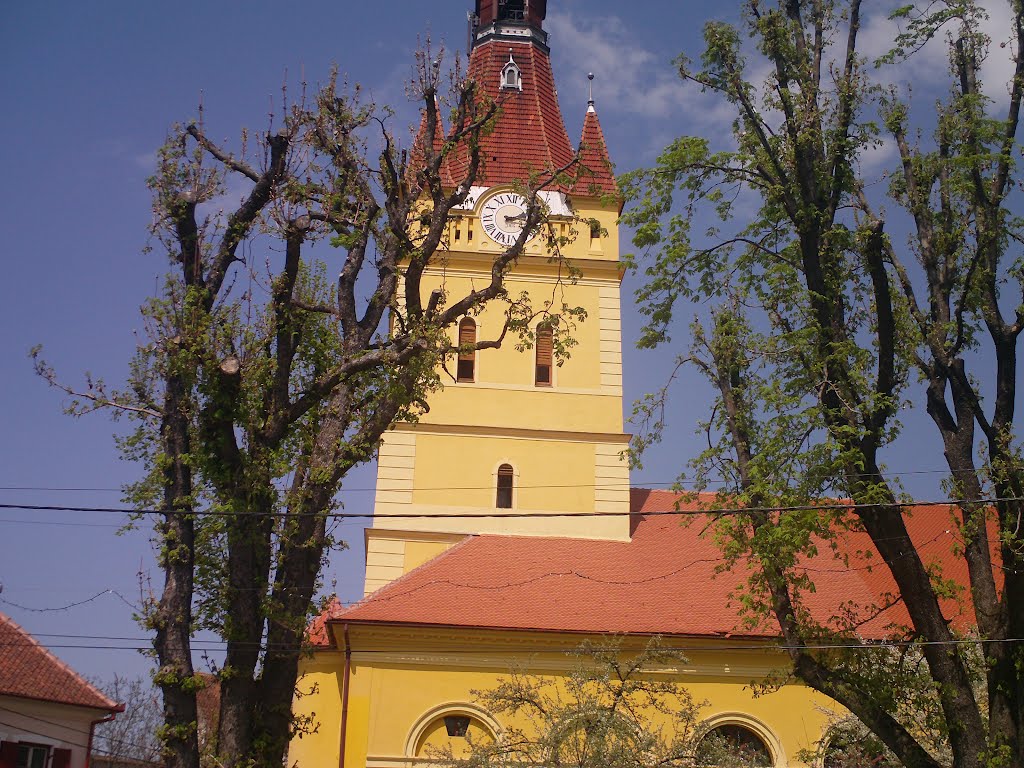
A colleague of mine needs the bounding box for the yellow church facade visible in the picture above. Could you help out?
[288,2,851,767]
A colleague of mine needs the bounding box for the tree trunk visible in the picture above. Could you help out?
[153,370,200,768]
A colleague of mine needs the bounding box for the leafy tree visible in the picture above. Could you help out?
[623,1,1023,766]
[435,637,738,768]
[36,49,580,768]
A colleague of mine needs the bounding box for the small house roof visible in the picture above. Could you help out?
[0,611,121,711]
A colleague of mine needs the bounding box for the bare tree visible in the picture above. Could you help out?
[435,638,729,768]
[91,675,161,765]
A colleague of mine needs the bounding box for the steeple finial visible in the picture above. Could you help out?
[587,73,595,112]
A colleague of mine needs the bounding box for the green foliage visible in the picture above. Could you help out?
[624,0,1024,765]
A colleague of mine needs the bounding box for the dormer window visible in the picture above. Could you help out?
[500,53,522,91]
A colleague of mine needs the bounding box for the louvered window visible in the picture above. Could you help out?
[535,324,553,386]
[496,464,514,508]
[457,318,476,382]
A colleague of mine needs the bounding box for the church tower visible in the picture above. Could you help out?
[364,0,626,594]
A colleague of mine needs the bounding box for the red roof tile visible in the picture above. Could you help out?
[573,106,618,198]
[408,101,451,189]
[440,38,577,191]
[306,599,345,647]
[0,612,121,711]
[312,490,985,644]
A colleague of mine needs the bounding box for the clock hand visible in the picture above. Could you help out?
[504,212,528,222]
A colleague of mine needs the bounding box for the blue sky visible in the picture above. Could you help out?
[1,0,1019,685]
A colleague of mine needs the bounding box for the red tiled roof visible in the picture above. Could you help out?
[573,106,618,198]
[311,490,984,645]
[408,101,451,189]
[307,599,345,647]
[440,39,577,191]
[0,612,121,711]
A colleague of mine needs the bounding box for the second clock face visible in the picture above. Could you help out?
[480,191,535,247]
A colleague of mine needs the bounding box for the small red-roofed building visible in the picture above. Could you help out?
[0,613,122,768]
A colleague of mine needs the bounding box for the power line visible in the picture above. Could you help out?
[0,496,1018,520]
[0,590,139,613]
[0,527,951,615]
[0,636,1018,654]
[0,518,125,528]
[0,465,1006,495]
[0,534,940,618]
[0,516,361,530]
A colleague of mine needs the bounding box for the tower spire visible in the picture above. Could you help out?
[574,86,619,199]
[452,0,573,188]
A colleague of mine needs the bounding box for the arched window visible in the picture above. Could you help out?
[695,724,773,767]
[457,318,476,382]
[408,708,497,759]
[535,324,553,386]
[496,464,514,508]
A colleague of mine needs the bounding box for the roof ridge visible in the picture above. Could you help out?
[0,611,120,711]
[527,45,556,175]
[472,531,631,545]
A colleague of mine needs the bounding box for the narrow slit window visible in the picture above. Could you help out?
[496,464,514,508]
[535,324,553,387]
[457,318,476,382]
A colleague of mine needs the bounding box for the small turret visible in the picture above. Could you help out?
[574,74,619,199]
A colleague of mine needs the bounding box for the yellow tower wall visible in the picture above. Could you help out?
[364,193,632,589]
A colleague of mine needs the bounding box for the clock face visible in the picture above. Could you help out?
[480,191,536,247]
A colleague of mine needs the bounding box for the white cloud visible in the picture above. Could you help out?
[546,10,734,130]
[857,135,898,180]
[860,0,1018,105]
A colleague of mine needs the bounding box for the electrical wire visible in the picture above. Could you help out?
[0,636,1018,654]
[0,590,139,613]
[0,526,954,616]
[0,496,1018,520]
[0,518,125,528]
[0,465,1007,494]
